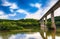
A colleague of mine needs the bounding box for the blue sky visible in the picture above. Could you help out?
[0,0,59,20]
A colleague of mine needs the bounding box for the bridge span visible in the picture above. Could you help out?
[40,0,60,39]
[40,0,60,31]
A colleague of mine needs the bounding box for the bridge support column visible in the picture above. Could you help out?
[40,18,46,39]
[51,11,56,39]
[45,16,48,31]
[51,11,56,31]
[41,18,45,31]
[45,16,48,39]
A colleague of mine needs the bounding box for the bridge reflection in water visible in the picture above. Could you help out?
[40,29,56,39]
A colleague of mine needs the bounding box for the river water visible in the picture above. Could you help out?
[0,30,60,39]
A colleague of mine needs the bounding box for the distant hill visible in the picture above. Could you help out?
[0,19,40,31]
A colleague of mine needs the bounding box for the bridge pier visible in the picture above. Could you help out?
[40,17,48,39]
[40,18,45,31]
[51,11,56,39]
[40,18,46,39]
[45,16,48,31]
[45,16,48,39]
[51,11,56,31]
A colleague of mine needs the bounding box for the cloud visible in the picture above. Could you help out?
[16,4,42,20]
[0,11,4,15]
[0,15,8,19]
[0,11,9,19]
[8,13,16,16]
[10,9,14,12]
[0,11,16,19]
[25,0,59,20]
[0,0,59,20]
[9,3,19,13]
[1,0,12,6]
[10,3,18,9]
[0,11,15,19]
[30,3,41,9]
[14,3,42,20]
[25,9,42,19]
[24,3,42,19]
[16,9,29,15]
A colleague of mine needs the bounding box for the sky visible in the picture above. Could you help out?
[0,0,60,20]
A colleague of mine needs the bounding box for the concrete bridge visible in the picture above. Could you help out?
[40,0,60,39]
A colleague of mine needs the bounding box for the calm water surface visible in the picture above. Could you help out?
[0,31,60,39]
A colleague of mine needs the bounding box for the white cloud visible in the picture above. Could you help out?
[24,3,42,19]
[16,9,29,15]
[1,0,59,20]
[16,4,42,20]
[30,3,41,9]
[16,9,25,13]
[25,9,42,20]
[0,11,9,19]
[15,3,42,20]
[0,11,16,19]
[10,9,14,12]
[8,13,16,16]
[1,0,12,6]
[0,15,8,19]
[10,3,18,9]
[27,0,58,20]
[0,11,4,15]
[25,0,59,20]
[16,0,58,19]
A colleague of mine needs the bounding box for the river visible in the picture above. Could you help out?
[0,30,60,39]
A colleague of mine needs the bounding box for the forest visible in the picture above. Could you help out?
[0,19,40,31]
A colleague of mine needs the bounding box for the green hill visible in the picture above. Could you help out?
[0,19,40,31]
